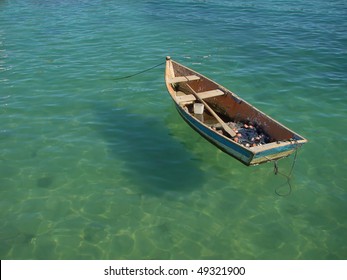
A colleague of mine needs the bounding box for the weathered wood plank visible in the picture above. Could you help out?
[176,89,224,103]
[168,75,200,83]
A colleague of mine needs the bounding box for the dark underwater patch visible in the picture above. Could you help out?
[37,176,54,188]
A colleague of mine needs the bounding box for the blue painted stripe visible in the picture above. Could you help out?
[175,105,253,163]
[253,144,298,159]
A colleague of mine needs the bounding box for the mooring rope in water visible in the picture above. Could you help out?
[111,61,165,81]
[273,148,299,197]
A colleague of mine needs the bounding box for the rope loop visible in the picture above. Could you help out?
[274,148,299,197]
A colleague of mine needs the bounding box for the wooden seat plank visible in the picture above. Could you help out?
[168,75,200,84]
[176,89,224,103]
[198,89,224,99]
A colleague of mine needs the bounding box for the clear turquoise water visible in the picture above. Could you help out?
[1,0,346,260]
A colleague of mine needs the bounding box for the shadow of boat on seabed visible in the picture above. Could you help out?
[93,102,205,196]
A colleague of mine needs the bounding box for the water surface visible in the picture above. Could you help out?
[1,0,346,259]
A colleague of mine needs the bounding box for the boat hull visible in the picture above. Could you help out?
[165,57,307,166]
[175,103,301,166]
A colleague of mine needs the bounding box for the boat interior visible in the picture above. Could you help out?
[168,61,305,145]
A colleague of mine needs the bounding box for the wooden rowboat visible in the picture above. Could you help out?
[165,56,307,166]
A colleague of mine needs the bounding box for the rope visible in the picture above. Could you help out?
[111,61,165,81]
[274,148,299,197]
